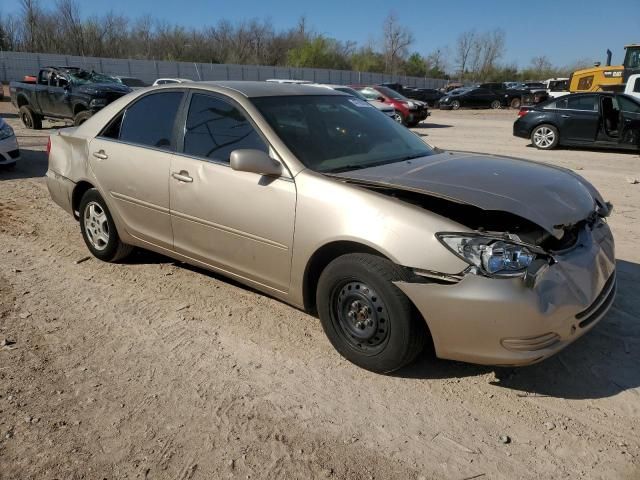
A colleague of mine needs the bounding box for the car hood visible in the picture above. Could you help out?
[333,152,609,239]
[76,83,132,95]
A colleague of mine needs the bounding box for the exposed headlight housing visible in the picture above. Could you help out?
[89,98,108,108]
[436,233,538,277]
[0,121,14,141]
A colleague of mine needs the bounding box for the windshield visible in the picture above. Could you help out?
[375,86,407,101]
[69,70,119,85]
[335,87,369,101]
[252,95,433,173]
[448,88,471,95]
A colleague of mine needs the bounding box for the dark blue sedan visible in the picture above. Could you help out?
[513,92,640,151]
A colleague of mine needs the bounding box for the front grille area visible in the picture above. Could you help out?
[576,273,616,328]
[7,149,20,159]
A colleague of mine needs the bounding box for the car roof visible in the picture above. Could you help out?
[193,81,346,98]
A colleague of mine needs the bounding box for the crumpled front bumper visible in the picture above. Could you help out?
[396,222,616,366]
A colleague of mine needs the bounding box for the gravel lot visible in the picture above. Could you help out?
[1,88,639,480]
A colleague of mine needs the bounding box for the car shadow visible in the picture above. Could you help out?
[0,148,48,180]
[1,112,18,119]
[415,123,453,129]
[525,143,640,155]
[395,259,640,400]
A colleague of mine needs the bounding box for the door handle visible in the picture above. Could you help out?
[93,150,108,159]
[172,170,193,183]
[561,114,571,118]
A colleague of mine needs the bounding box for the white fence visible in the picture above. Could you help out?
[0,50,448,89]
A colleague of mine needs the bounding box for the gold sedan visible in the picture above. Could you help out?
[46,82,616,373]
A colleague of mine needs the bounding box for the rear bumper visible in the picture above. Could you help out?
[396,222,616,366]
[46,169,76,216]
[513,120,530,139]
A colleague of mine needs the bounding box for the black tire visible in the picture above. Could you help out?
[530,124,559,150]
[19,106,42,130]
[450,99,461,110]
[407,120,420,128]
[490,100,502,109]
[74,110,93,126]
[79,188,133,262]
[510,97,521,109]
[316,253,427,373]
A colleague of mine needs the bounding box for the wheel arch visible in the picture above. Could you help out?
[71,180,95,219]
[302,240,398,313]
[16,94,30,108]
[529,120,560,138]
[73,102,89,116]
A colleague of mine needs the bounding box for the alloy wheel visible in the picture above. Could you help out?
[83,201,110,251]
[533,127,555,148]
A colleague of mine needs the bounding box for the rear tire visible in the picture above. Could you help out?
[19,106,42,130]
[510,97,521,109]
[490,100,502,109]
[74,110,93,126]
[316,253,427,373]
[531,124,559,150]
[79,189,133,262]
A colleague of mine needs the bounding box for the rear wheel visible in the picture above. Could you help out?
[19,106,42,130]
[490,100,502,109]
[510,97,521,109]
[531,124,559,150]
[316,253,427,373]
[74,110,93,126]
[393,112,403,123]
[79,189,133,262]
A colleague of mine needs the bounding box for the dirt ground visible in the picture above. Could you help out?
[1,87,640,480]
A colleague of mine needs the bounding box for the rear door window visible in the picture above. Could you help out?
[182,93,267,164]
[119,91,184,150]
[566,95,598,112]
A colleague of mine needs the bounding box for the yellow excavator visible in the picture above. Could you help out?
[569,44,640,92]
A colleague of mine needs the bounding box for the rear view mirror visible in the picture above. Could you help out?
[230,149,282,177]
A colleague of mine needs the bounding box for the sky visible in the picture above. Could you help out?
[2,0,639,68]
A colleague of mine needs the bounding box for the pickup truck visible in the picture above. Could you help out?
[10,66,132,129]
[625,74,640,100]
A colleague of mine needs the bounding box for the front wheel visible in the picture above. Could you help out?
[450,100,461,110]
[531,124,559,150]
[393,113,403,124]
[316,253,427,373]
[79,189,133,262]
[510,97,521,109]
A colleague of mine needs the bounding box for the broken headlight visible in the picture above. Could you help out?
[436,233,536,277]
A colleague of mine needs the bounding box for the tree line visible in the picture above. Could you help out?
[0,0,593,82]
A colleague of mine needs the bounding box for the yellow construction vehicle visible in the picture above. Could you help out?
[569,44,640,92]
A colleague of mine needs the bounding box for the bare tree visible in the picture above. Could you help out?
[454,30,475,79]
[381,12,413,75]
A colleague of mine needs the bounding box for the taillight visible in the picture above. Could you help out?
[518,108,530,118]
[46,137,51,157]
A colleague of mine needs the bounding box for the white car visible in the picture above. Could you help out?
[545,78,570,99]
[624,74,640,100]
[0,117,20,168]
[152,78,192,86]
[309,84,399,122]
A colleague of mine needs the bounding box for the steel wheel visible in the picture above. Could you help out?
[533,126,556,149]
[451,100,461,110]
[83,201,110,251]
[330,280,389,354]
[490,100,501,109]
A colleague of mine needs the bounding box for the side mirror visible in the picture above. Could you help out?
[230,149,282,177]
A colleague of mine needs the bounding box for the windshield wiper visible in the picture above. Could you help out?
[325,164,369,173]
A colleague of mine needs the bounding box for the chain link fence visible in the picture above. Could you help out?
[0,50,447,89]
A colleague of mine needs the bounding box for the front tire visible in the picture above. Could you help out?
[450,100,461,110]
[79,189,133,262]
[510,97,521,109]
[316,253,427,373]
[531,124,559,150]
[19,106,42,130]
